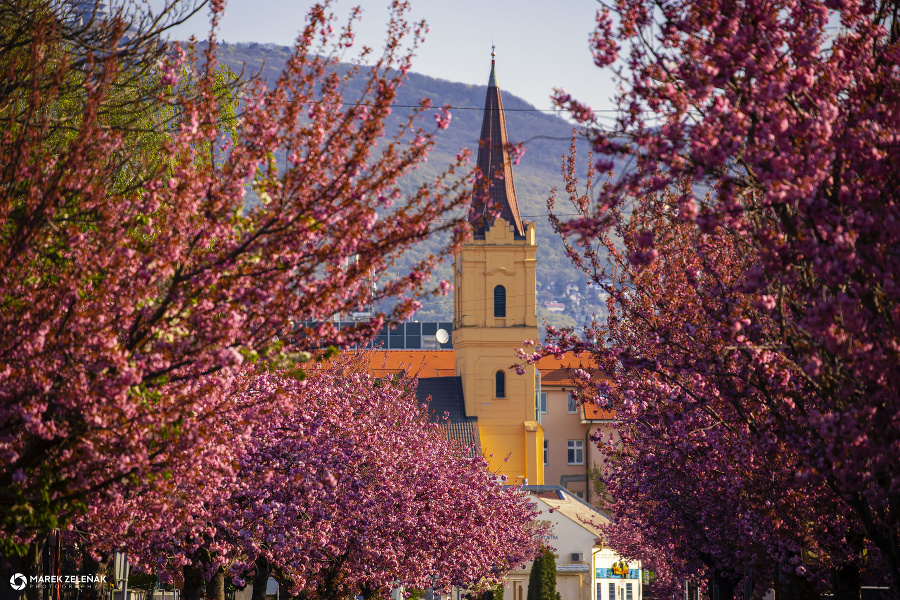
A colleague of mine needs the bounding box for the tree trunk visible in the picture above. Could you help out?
[831,562,861,600]
[687,580,699,600]
[741,574,754,600]
[80,549,111,600]
[774,567,820,600]
[251,556,269,600]
[207,568,225,600]
[272,569,301,600]
[7,536,48,600]
[182,564,206,600]
[710,570,740,600]
[182,549,212,600]
[359,583,377,600]
[313,553,349,600]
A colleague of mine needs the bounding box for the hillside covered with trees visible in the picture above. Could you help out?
[216,42,608,329]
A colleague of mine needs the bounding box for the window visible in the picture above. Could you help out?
[626,584,633,600]
[596,584,602,600]
[567,439,584,465]
[609,583,615,600]
[495,370,506,398]
[539,392,548,413]
[543,440,549,465]
[572,490,585,499]
[494,285,506,318]
[567,392,577,413]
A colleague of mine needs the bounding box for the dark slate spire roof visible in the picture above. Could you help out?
[471,47,525,239]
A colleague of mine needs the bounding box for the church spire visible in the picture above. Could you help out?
[471,47,525,238]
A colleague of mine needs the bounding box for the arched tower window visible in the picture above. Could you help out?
[495,370,506,398]
[494,285,506,318]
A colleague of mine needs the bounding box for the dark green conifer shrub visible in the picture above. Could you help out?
[526,546,560,600]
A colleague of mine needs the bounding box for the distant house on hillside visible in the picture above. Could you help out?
[544,301,566,313]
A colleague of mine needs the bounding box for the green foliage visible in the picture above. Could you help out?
[126,573,158,590]
[405,589,425,600]
[0,0,241,310]
[493,582,504,600]
[587,463,614,513]
[526,546,561,600]
[537,307,577,332]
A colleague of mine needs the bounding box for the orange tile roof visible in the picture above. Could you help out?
[535,352,602,387]
[365,350,456,378]
[583,403,617,421]
[534,352,616,420]
[353,350,610,394]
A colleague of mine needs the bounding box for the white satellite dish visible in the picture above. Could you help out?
[435,328,449,345]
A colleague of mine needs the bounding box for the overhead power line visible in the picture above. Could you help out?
[305,99,623,116]
[370,104,620,114]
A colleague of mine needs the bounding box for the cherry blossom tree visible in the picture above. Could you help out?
[535,0,900,594]
[527,170,896,598]
[0,0,472,567]
[71,353,540,600]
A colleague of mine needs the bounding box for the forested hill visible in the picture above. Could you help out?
[216,42,606,326]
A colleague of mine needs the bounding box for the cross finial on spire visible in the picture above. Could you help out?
[488,46,499,87]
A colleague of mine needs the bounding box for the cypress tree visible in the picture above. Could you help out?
[526,546,561,600]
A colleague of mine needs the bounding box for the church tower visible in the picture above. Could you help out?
[453,49,543,485]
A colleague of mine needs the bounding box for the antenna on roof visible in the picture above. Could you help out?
[435,328,449,348]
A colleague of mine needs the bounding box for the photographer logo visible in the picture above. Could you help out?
[8,574,107,590]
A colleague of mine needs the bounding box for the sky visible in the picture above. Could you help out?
[164,0,619,114]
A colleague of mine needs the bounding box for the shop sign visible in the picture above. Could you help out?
[595,565,640,580]
[557,564,590,573]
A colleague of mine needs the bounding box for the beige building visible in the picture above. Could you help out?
[534,355,615,506]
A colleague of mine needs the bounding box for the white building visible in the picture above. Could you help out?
[502,486,642,600]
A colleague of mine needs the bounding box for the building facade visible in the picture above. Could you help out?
[451,51,542,484]
[501,486,641,600]
[453,214,541,482]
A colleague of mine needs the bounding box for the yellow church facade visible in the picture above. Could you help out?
[452,50,544,485]
[453,217,543,484]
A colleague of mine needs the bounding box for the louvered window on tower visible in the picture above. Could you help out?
[494,285,506,318]
[496,370,506,398]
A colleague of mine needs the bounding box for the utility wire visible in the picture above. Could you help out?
[331,101,669,122]
[304,99,625,117]
[307,99,622,113]
[365,103,621,114]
